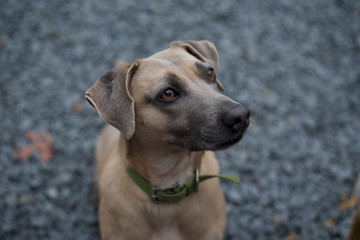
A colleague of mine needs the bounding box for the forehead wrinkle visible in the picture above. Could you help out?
[131,59,175,85]
[150,58,191,81]
[149,73,187,98]
[153,59,194,88]
[134,57,209,94]
[195,61,210,72]
[151,53,197,78]
[191,60,215,86]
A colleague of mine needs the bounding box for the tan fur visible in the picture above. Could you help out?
[86,41,249,240]
[96,125,226,240]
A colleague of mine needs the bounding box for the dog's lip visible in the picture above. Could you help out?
[224,133,244,146]
[213,132,245,151]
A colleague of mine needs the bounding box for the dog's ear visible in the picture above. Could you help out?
[85,62,139,140]
[170,40,225,92]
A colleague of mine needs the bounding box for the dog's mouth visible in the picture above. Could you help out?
[212,132,245,151]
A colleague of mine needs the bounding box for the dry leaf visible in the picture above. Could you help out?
[325,218,336,227]
[338,194,357,211]
[72,102,83,113]
[12,144,37,161]
[13,130,54,164]
[287,232,299,240]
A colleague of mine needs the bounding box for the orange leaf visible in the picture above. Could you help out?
[13,144,37,161]
[72,102,83,113]
[338,194,357,211]
[325,218,336,227]
[37,132,54,164]
[13,130,55,164]
[287,232,300,240]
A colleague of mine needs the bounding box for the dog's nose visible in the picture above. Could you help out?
[222,105,250,132]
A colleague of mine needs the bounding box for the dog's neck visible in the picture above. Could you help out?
[121,134,203,189]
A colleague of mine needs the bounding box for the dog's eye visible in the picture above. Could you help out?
[159,88,178,101]
[207,68,216,81]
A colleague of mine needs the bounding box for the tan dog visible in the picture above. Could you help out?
[85,40,250,240]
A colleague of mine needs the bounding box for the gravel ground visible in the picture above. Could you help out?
[1,0,360,239]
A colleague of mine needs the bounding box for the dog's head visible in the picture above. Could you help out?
[86,40,249,151]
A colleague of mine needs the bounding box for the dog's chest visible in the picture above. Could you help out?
[144,204,195,240]
[150,222,181,240]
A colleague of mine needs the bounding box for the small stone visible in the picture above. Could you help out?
[46,187,59,199]
[31,215,49,227]
[19,194,35,205]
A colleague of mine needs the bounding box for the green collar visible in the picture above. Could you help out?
[126,163,240,204]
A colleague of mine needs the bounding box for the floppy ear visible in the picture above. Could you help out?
[170,40,225,92]
[85,61,139,140]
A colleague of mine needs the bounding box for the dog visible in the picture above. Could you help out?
[347,175,360,240]
[85,40,250,240]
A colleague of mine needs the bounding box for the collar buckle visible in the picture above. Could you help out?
[195,167,199,192]
[150,188,161,204]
